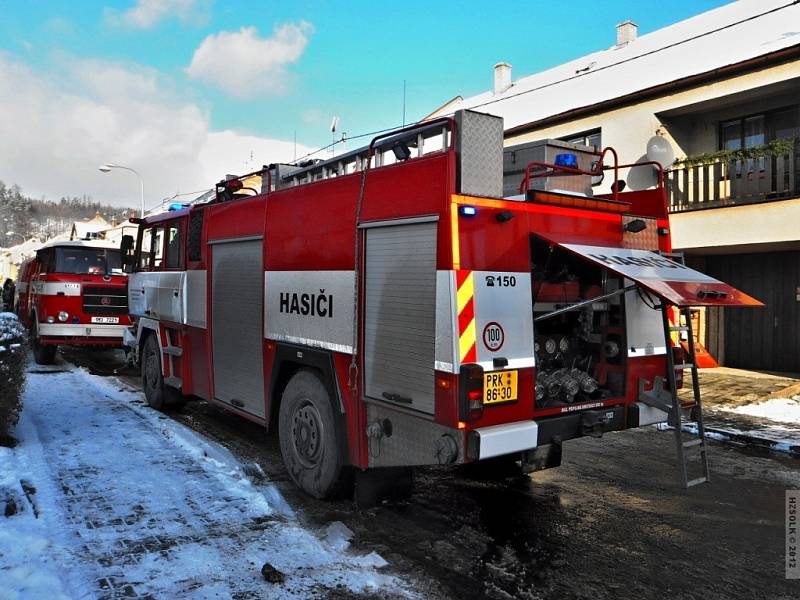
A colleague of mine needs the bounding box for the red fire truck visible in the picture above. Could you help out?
[122,110,760,499]
[18,240,130,365]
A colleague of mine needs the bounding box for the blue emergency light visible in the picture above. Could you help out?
[554,153,578,168]
[458,206,477,217]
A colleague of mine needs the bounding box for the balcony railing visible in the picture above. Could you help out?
[667,146,799,212]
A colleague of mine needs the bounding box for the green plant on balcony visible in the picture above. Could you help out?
[672,137,796,168]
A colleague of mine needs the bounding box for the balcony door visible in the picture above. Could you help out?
[721,106,800,200]
[721,115,768,197]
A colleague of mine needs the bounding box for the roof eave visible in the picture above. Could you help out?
[504,44,800,137]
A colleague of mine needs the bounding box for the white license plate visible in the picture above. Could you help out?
[91,316,119,324]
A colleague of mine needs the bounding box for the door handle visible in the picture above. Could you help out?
[382,391,412,404]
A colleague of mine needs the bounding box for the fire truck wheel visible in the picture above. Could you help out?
[279,370,346,499]
[141,334,183,410]
[31,323,57,365]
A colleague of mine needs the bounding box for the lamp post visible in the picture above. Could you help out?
[99,163,145,218]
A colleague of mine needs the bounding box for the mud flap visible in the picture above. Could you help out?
[521,438,562,473]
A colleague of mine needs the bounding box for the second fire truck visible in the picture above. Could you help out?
[17,239,130,364]
[121,110,760,499]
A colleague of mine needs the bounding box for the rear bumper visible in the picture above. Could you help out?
[38,322,127,340]
[468,421,539,460]
[467,404,640,461]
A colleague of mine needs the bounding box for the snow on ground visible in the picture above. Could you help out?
[0,362,416,599]
[684,418,800,456]
[697,396,800,455]
[721,397,800,425]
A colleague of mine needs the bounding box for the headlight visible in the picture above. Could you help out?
[58,311,69,322]
[47,316,55,323]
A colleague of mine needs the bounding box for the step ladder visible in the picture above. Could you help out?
[658,251,710,489]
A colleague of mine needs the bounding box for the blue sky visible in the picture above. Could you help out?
[0,0,732,205]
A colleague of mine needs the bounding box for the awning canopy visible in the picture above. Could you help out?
[555,243,762,307]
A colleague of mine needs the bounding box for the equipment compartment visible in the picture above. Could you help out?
[531,236,626,409]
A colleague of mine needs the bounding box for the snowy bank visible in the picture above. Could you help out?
[721,397,800,425]
[0,363,416,599]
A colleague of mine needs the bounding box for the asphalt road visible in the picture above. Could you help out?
[61,347,799,600]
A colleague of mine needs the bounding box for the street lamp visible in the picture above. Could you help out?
[99,163,145,218]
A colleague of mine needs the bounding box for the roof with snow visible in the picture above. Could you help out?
[70,214,110,240]
[39,239,121,251]
[427,0,800,131]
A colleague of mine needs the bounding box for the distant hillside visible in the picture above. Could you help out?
[0,181,135,243]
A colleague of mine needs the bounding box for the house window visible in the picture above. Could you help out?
[772,106,800,140]
[720,107,799,175]
[563,129,602,150]
[719,106,799,149]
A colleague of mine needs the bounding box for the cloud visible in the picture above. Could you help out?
[301,108,324,123]
[199,130,310,176]
[105,0,209,29]
[186,22,313,98]
[43,16,75,36]
[0,52,311,208]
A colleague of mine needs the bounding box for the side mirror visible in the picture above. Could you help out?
[121,234,135,273]
[121,234,134,255]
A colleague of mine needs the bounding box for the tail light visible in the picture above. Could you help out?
[672,346,685,390]
[459,364,484,422]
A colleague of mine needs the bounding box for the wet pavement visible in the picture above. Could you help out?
[59,347,800,600]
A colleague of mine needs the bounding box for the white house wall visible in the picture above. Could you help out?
[504,62,800,192]
[670,198,800,252]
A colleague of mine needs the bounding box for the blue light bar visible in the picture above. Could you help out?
[554,153,578,168]
[168,203,185,211]
[458,205,477,217]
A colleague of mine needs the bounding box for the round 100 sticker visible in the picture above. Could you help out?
[482,321,505,352]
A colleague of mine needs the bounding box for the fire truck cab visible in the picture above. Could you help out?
[19,240,130,364]
[123,110,759,499]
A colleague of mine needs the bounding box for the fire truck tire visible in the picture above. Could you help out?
[31,323,57,365]
[278,370,347,499]
[141,333,183,410]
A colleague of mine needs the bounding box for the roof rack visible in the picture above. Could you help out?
[271,118,454,191]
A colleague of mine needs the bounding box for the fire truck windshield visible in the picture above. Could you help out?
[53,247,123,276]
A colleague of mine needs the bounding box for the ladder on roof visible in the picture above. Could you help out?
[638,251,710,488]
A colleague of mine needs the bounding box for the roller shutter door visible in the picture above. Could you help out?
[211,239,265,417]
[364,221,437,414]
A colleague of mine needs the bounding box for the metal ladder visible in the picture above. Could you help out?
[658,251,710,488]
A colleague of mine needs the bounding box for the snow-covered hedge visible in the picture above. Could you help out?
[0,312,27,444]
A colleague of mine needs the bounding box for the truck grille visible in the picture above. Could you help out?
[83,286,128,315]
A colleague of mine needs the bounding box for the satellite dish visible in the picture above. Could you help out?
[646,136,675,169]
[627,155,660,191]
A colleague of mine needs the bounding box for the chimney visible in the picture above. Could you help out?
[616,20,638,46]
[493,62,512,95]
